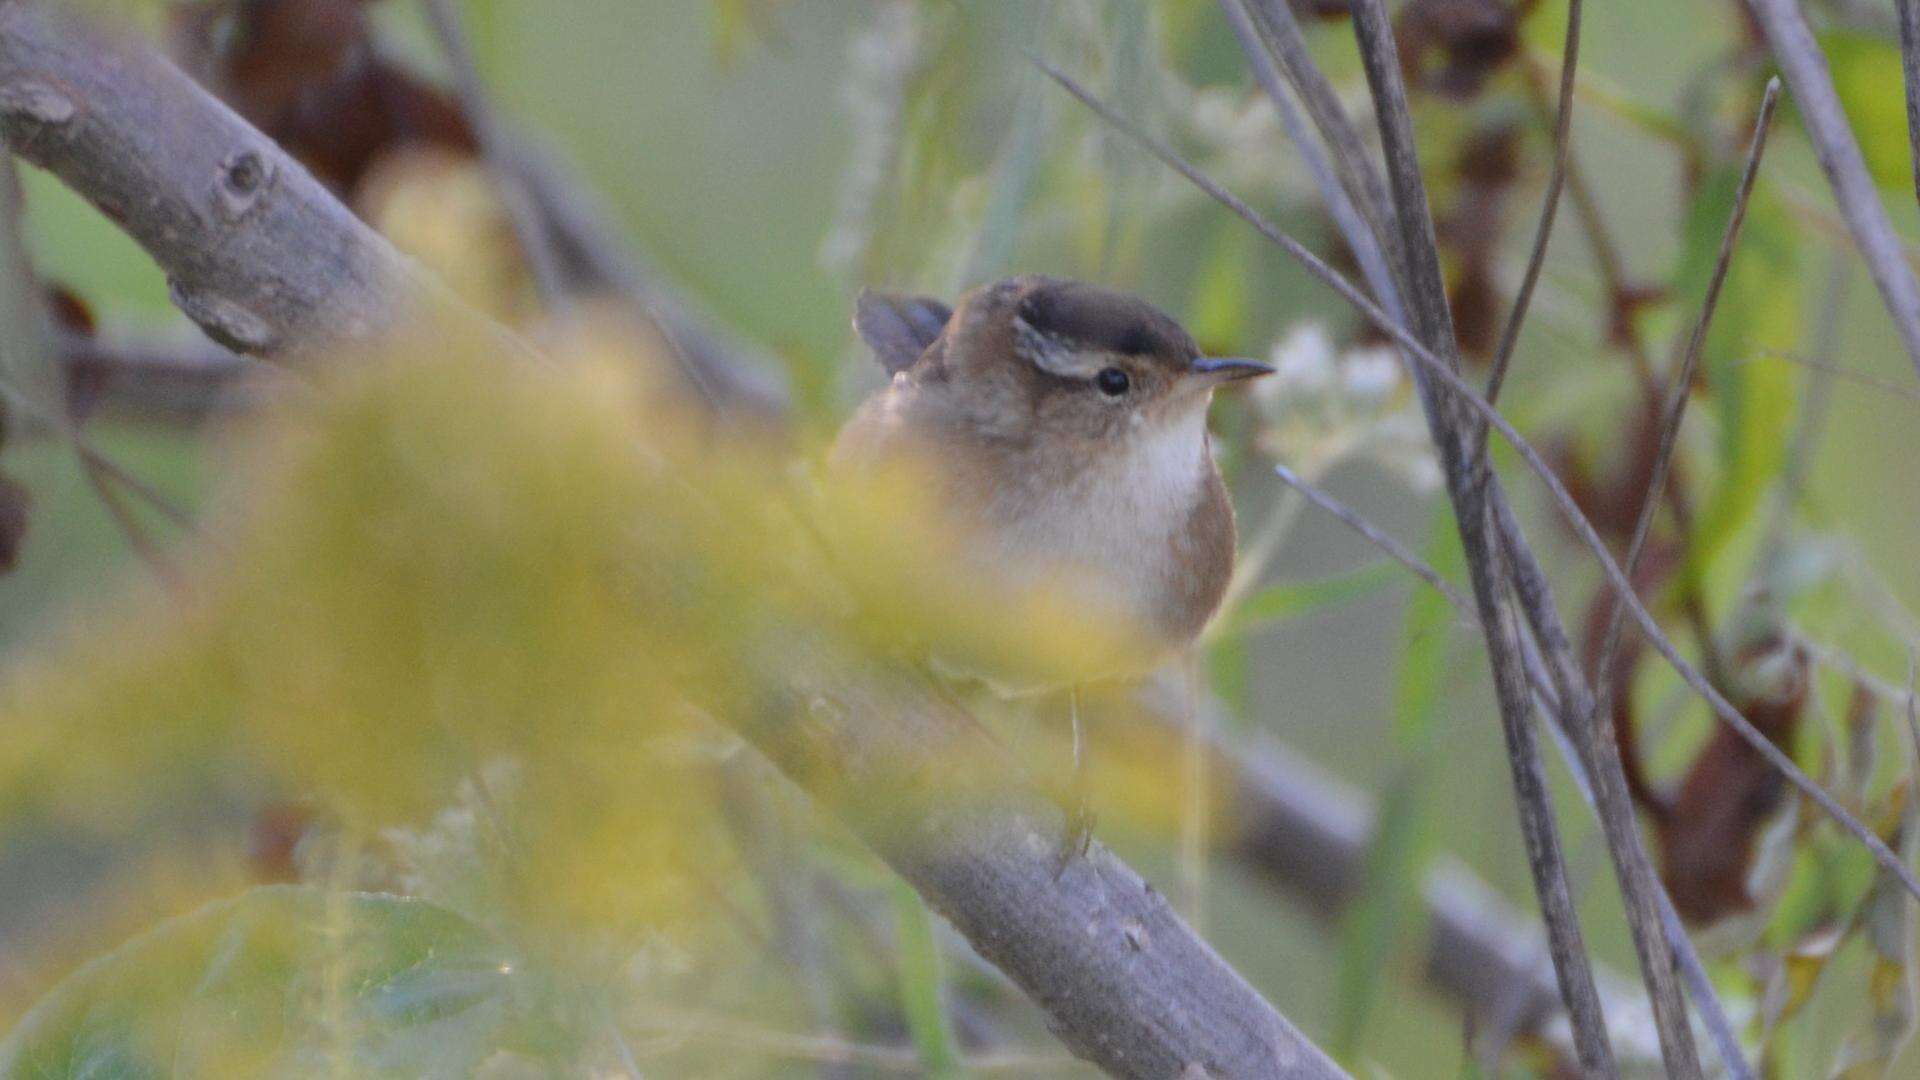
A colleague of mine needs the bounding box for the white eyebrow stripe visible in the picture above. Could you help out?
[1012,317,1103,379]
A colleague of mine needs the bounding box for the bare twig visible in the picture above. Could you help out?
[1237,0,1402,291]
[79,452,183,586]
[1448,34,1729,1064]
[0,345,215,545]
[1220,0,1404,326]
[1750,0,1920,381]
[1034,43,1920,931]
[1752,349,1920,405]
[0,149,204,561]
[1483,0,1579,407]
[1271,463,1468,612]
[1896,0,1920,210]
[418,0,572,311]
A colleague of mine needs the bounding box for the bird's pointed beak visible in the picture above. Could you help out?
[1187,356,1275,384]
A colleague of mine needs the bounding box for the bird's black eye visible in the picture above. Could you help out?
[1095,367,1131,396]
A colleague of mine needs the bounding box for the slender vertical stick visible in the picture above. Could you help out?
[1344,1,1619,1071]
[1483,0,1580,407]
[1219,0,1405,327]
[1591,81,1783,750]
[1239,0,1405,288]
[1750,0,1920,381]
[1896,0,1920,210]
[0,151,202,574]
[1568,88,1779,1080]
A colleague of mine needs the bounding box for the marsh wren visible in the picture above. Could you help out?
[832,276,1270,859]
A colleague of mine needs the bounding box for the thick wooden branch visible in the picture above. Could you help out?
[752,664,1346,1080]
[0,6,1342,1075]
[0,3,439,356]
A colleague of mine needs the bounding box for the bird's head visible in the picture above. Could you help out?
[855,275,1271,449]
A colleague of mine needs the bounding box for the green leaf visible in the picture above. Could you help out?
[1819,31,1913,192]
[0,886,516,1079]
[1216,562,1401,642]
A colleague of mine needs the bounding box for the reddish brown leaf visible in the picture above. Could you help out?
[44,283,96,338]
[1396,0,1534,99]
[1435,123,1521,359]
[1605,283,1666,352]
[174,0,477,196]
[0,469,29,575]
[1657,631,1808,924]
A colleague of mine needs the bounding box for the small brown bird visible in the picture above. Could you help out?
[833,275,1270,857]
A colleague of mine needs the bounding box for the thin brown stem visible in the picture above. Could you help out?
[1483,0,1580,408]
[1755,348,1920,405]
[1271,462,1468,612]
[1591,80,1782,745]
[1238,0,1403,288]
[1591,81,1781,1080]
[1219,0,1404,325]
[1516,58,1658,395]
[78,451,183,588]
[1516,52,1727,688]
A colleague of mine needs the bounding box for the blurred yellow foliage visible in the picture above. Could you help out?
[0,313,1166,967]
[359,150,532,322]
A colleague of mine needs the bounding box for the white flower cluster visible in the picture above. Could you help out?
[1251,322,1442,493]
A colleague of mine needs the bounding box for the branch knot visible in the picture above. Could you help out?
[214,149,274,222]
[167,281,277,354]
[0,79,77,140]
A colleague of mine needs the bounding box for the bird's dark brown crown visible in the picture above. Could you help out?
[1010,277,1200,374]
